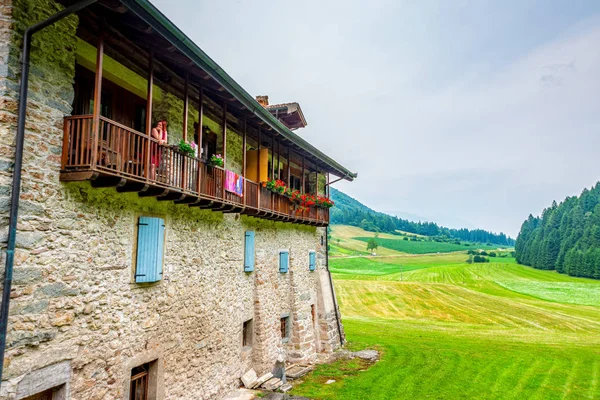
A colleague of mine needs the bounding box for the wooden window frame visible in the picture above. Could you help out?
[280,313,290,343]
[130,363,150,400]
[242,318,253,348]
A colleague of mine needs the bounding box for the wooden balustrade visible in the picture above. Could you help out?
[61,115,329,226]
[245,180,259,210]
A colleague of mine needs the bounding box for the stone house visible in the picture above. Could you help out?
[0,0,356,399]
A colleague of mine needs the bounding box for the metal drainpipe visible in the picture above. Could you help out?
[325,226,344,347]
[0,0,97,385]
[323,177,344,347]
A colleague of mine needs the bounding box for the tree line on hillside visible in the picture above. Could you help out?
[330,188,514,246]
[515,182,600,279]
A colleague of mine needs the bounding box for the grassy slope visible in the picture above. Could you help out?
[355,236,498,254]
[331,224,500,257]
[291,237,600,399]
[329,225,407,257]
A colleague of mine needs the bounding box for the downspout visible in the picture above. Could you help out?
[0,0,97,385]
[325,227,344,347]
[324,176,344,346]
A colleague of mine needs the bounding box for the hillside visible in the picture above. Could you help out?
[330,187,514,246]
[516,182,600,279]
[330,224,503,258]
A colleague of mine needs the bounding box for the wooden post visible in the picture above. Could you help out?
[195,87,203,194]
[181,72,189,190]
[301,155,305,219]
[257,128,261,209]
[197,88,204,154]
[182,72,189,141]
[242,117,247,206]
[222,101,227,198]
[144,50,154,181]
[90,33,104,168]
[287,147,291,186]
[277,139,280,181]
[271,134,275,180]
[301,156,305,193]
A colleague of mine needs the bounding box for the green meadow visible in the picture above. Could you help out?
[354,236,497,254]
[291,226,600,399]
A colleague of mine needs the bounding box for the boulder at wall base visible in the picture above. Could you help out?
[352,349,380,361]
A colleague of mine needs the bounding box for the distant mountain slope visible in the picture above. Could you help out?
[330,187,514,246]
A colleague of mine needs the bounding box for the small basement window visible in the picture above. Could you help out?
[243,319,253,348]
[280,314,290,342]
[130,363,150,400]
[23,389,53,400]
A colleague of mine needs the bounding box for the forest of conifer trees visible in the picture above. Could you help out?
[515,182,600,279]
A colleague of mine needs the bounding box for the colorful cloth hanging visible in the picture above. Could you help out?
[225,170,244,197]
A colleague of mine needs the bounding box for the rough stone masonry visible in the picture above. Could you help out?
[0,0,345,399]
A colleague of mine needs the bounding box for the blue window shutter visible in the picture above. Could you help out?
[279,251,289,273]
[244,231,255,272]
[309,251,316,271]
[135,217,165,283]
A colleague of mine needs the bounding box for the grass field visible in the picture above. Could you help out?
[330,224,500,256]
[355,236,496,254]
[291,235,600,399]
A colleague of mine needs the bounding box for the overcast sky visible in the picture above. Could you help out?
[152,0,600,237]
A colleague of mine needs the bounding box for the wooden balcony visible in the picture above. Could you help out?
[60,115,329,226]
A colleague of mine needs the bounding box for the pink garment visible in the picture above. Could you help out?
[225,170,244,197]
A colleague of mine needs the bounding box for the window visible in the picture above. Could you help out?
[311,304,316,327]
[23,390,53,400]
[279,250,289,273]
[130,363,150,400]
[280,314,290,341]
[242,319,253,348]
[244,231,255,272]
[135,217,165,283]
[309,251,316,271]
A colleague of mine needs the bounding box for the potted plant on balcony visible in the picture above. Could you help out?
[266,179,286,194]
[316,196,334,208]
[178,140,197,157]
[209,154,224,167]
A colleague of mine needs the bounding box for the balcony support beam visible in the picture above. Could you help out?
[90,31,104,168]
[242,116,247,207]
[183,71,189,141]
[144,50,154,181]
[222,101,227,199]
[301,156,305,193]
[287,147,291,186]
[271,134,275,180]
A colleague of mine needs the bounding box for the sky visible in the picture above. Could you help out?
[152,0,600,237]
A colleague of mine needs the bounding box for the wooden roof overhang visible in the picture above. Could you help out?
[267,103,307,131]
[58,0,357,181]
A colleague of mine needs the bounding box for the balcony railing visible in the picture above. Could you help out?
[61,115,329,226]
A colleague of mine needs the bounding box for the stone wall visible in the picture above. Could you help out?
[2,185,340,399]
[0,1,344,399]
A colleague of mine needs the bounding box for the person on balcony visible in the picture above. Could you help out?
[151,120,168,180]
